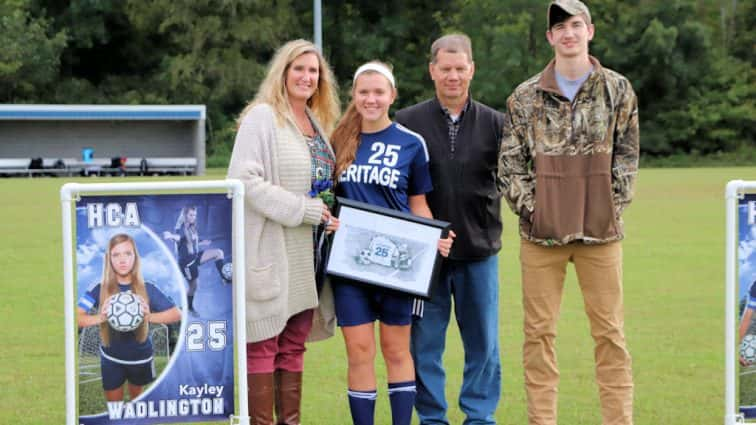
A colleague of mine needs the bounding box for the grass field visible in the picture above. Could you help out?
[0,166,753,424]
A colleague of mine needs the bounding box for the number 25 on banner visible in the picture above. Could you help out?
[187,322,228,351]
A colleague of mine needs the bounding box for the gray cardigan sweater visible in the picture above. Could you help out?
[227,103,336,343]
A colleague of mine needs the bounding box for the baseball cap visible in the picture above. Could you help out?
[548,0,592,29]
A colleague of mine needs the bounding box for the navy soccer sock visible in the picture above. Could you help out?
[388,381,416,425]
[347,388,377,425]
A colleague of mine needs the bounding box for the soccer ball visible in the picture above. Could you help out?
[741,334,756,365]
[106,291,145,332]
[357,248,372,265]
[221,262,233,283]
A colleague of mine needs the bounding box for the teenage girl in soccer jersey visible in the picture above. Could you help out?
[77,233,181,402]
[330,61,455,425]
[163,205,229,315]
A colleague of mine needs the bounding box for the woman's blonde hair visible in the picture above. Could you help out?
[332,61,396,178]
[99,233,149,346]
[238,39,340,135]
[174,205,197,231]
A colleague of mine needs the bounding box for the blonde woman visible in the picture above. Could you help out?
[77,233,181,402]
[330,61,454,425]
[227,39,340,425]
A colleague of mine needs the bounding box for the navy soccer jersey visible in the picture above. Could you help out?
[78,282,175,363]
[337,122,432,213]
[748,281,756,311]
[176,225,199,261]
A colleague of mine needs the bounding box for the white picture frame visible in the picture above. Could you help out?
[326,197,449,298]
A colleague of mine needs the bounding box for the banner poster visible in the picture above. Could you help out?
[739,193,756,418]
[75,194,234,424]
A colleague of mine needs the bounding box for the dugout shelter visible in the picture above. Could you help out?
[0,104,206,176]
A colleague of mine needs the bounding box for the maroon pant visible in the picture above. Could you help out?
[246,309,314,373]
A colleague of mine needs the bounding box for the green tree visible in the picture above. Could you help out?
[323,0,452,108]
[447,0,754,157]
[26,0,310,161]
[441,0,553,111]
[731,0,755,65]
[2,0,752,164]
[125,0,308,160]
[591,0,754,155]
[0,2,66,101]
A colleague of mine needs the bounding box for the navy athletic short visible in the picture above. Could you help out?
[179,250,205,281]
[100,352,155,391]
[332,277,412,327]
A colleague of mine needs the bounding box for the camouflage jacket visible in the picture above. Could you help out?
[498,57,639,246]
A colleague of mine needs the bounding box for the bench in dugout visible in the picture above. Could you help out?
[0,156,198,177]
[95,157,131,176]
[78,158,141,176]
[74,158,110,177]
[141,157,198,176]
[0,157,116,177]
[42,158,76,176]
[0,158,73,177]
[98,157,197,176]
[53,157,197,176]
[0,159,34,176]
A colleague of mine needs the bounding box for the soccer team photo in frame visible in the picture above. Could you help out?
[326,197,449,298]
[73,193,235,424]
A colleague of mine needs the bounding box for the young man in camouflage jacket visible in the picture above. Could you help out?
[498,1,639,424]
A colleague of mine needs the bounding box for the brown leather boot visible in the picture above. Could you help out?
[248,373,275,425]
[274,370,303,425]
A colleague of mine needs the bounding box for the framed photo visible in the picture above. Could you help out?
[326,197,450,299]
[62,181,250,425]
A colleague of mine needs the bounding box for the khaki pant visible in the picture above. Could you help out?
[520,239,633,425]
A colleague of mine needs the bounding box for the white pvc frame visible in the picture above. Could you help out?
[726,180,756,425]
[61,180,248,425]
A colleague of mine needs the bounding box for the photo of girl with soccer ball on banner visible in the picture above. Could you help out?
[75,193,235,425]
[738,194,756,418]
[77,233,181,404]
